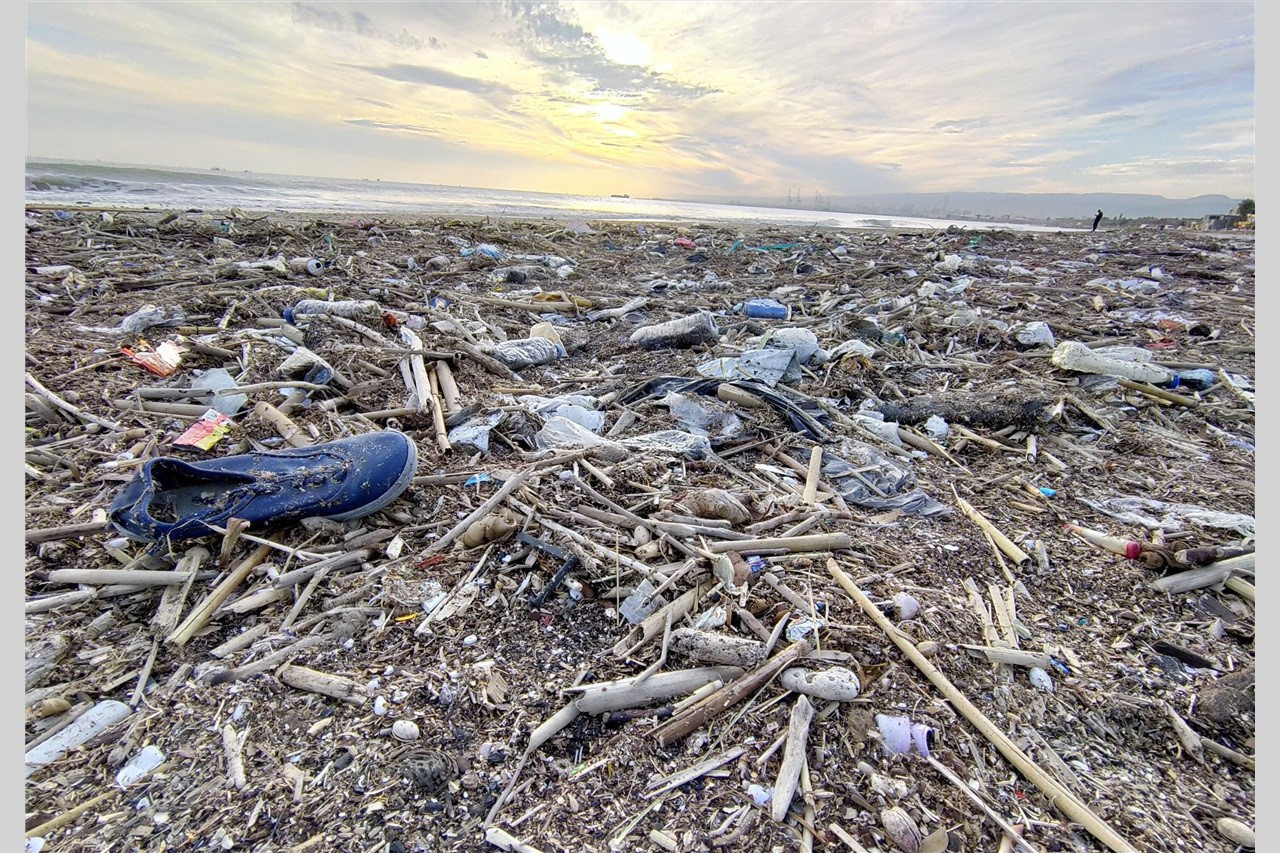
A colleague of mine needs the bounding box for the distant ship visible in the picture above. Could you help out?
[610,193,630,198]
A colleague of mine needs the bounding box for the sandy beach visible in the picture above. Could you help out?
[24,207,1255,852]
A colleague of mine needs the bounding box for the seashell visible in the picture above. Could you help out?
[1028,667,1055,692]
[1215,817,1254,848]
[880,806,923,853]
[892,592,920,620]
[916,640,939,657]
[391,719,420,742]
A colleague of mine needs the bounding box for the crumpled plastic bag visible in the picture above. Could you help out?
[800,441,950,517]
[448,411,505,455]
[520,394,604,432]
[697,349,801,388]
[662,391,743,439]
[1076,496,1255,540]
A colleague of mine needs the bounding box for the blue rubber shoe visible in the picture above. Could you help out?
[109,430,418,544]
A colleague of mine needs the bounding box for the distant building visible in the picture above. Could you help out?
[1200,214,1243,230]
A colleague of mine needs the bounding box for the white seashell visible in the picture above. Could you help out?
[373,696,389,716]
[892,592,920,620]
[1028,667,1055,692]
[881,806,923,852]
[1215,817,1254,848]
[391,720,420,742]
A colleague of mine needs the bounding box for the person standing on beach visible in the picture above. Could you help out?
[1092,209,1103,231]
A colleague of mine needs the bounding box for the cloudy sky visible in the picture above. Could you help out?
[25,1,1255,200]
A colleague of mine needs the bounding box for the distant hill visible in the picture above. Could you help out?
[674,191,1241,221]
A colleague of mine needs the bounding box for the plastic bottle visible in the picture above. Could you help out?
[283,299,381,325]
[1050,340,1172,384]
[492,338,561,369]
[738,299,791,320]
[629,311,720,350]
[1168,368,1216,391]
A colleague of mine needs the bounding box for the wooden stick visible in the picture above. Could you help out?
[926,755,1039,853]
[1224,576,1254,604]
[279,665,368,706]
[427,369,451,452]
[828,822,874,853]
[801,446,823,505]
[436,360,462,413]
[651,641,811,747]
[1150,565,1233,594]
[167,543,273,646]
[485,827,545,853]
[222,724,247,789]
[708,533,850,555]
[25,519,112,544]
[771,695,815,822]
[645,745,748,799]
[826,559,1138,853]
[26,371,120,430]
[253,401,313,447]
[208,624,269,659]
[573,666,743,714]
[426,469,535,554]
[958,644,1050,669]
[152,547,207,637]
[206,633,333,685]
[955,497,1030,566]
[26,590,97,614]
[45,569,194,586]
[1116,378,1199,407]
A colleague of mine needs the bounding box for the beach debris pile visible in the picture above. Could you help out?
[24,209,1255,852]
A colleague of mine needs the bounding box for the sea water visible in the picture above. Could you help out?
[26,158,1063,232]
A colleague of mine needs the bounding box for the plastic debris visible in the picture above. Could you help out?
[173,409,234,451]
[630,311,720,350]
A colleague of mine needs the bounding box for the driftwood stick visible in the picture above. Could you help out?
[273,549,369,590]
[572,666,743,714]
[26,590,97,614]
[209,624,269,659]
[708,533,849,555]
[651,641,811,747]
[926,755,1039,853]
[153,547,208,637]
[427,469,536,554]
[770,695,815,822]
[669,629,767,669]
[222,724,247,789]
[279,664,368,706]
[25,519,112,544]
[801,446,823,505]
[435,359,462,413]
[206,633,334,685]
[955,497,1030,566]
[645,745,748,799]
[253,401,313,447]
[45,569,193,586]
[1150,565,1233,594]
[167,543,274,646]
[427,369,451,452]
[485,827,545,853]
[26,371,120,430]
[826,559,1137,853]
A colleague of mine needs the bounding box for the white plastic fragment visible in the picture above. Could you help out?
[116,745,165,788]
